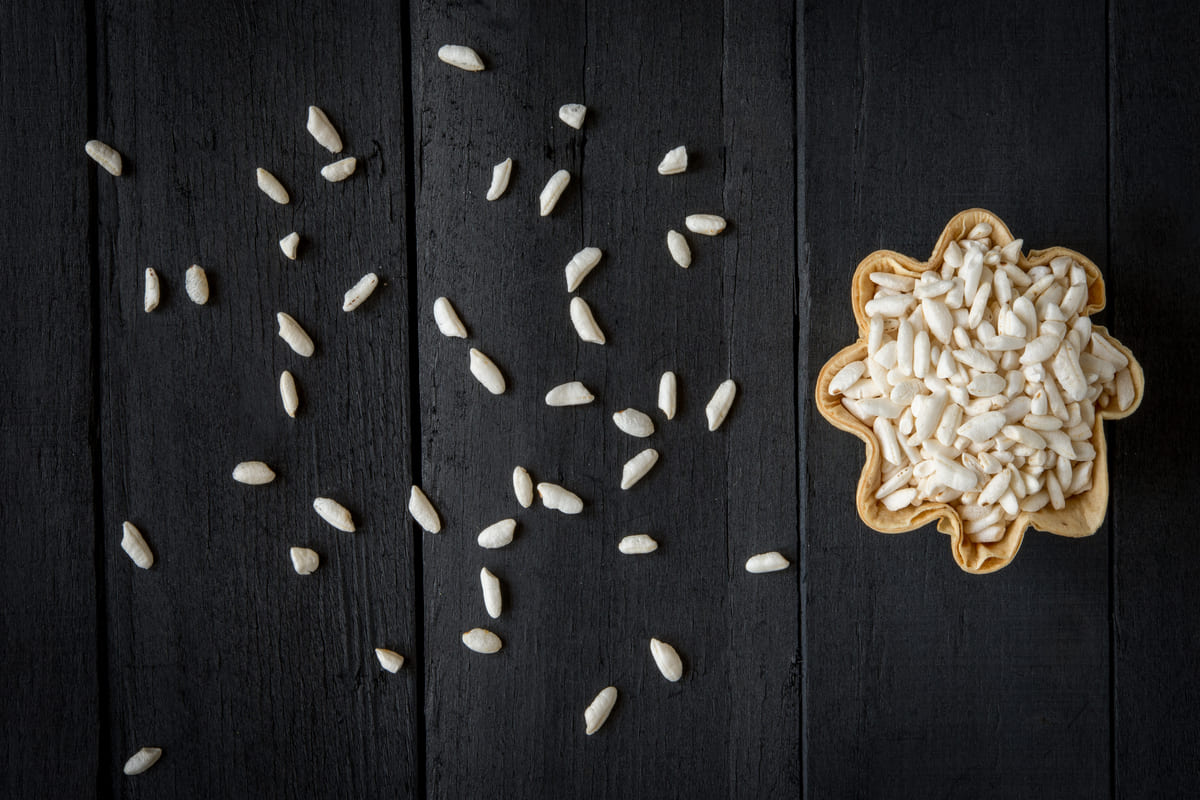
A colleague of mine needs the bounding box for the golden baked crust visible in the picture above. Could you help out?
[815,209,1144,573]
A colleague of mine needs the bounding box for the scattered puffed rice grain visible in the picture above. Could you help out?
[545,381,594,406]
[279,370,299,418]
[619,534,658,554]
[558,103,587,129]
[469,348,506,394]
[279,232,300,260]
[306,105,343,153]
[658,371,677,420]
[438,44,485,71]
[477,518,517,549]
[85,139,122,176]
[276,312,315,357]
[123,747,162,776]
[256,167,290,204]
[657,146,688,175]
[313,497,355,532]
[342,272,379,312]
[620,448,659,490]
[667,229,692,268]
[290,547,319,575]
[585,687,617,735]
[232,461,275,485]
[649,638,684,682]
[121,522,153,569]
[745,551,789,573]
[513,467,533,508]
[408,485,441,533]
[375,648,404,673]
[705,379,738,431]
[570,297,606,344]
[433,296,468,338]
[539,169,570,216]
[321,156,357,182]
[185,265,209,305]
[537,482,584,514]
[462,628,502,654]
[486,157,512,201]
[481,567,502,619]
[143,268,160,312]
[613,408,655,438]
[565,247,603,292]
[685,213,726,236]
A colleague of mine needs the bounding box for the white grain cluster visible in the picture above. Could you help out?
[831,227,1137,542]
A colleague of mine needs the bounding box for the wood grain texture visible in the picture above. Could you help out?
[94,1,419,796]
[802,1,1111,796]
[1109,1,1200,794]
[411,0,798,796]
[0,3,99,796]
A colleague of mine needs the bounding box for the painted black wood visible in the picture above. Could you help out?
[1108,2,1200,795]
[802,1,1112,797]
[411,0,799,796]
[0,3,99,797]
[93,1,419,796]
[4,0,1200,797]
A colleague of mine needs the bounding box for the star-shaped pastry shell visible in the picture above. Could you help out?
[816,209,1144,573]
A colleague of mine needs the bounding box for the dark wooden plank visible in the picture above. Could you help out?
[0,3,99,796]
[412,0,798,796]
[95,2,419,795]
[802,1,1111,796]
[1109,1,1200,794]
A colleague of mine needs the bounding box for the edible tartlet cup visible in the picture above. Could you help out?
[816,209,1144,574]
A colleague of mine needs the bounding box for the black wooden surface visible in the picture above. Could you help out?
[2,0,1198,797]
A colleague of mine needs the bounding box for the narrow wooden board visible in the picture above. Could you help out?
[1109,1,1200,795]
[0,3,99,796]
[411,0,800,795]
[95,2,419,795]
[802,1,1111,796]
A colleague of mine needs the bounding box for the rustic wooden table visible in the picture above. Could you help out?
[3,0,1198,797]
